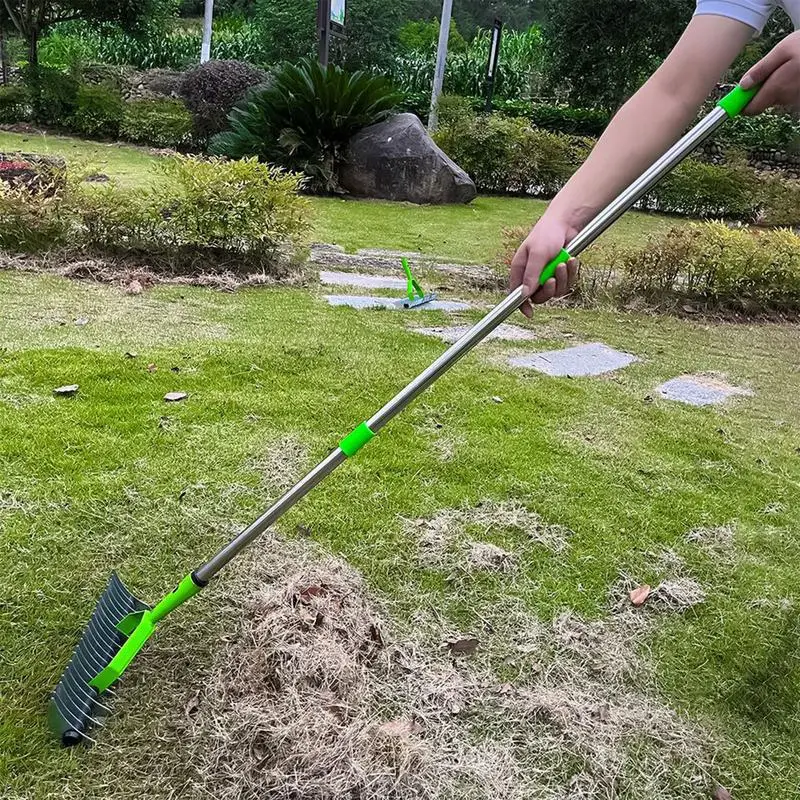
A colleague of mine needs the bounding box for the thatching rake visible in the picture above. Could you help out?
[49,84,759,745]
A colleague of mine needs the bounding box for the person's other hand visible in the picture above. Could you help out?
[509,215,580,318]
[741,31,800,114]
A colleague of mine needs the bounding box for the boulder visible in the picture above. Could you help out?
[339,113,476,205]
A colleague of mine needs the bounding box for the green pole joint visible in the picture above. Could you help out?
[89,573,204,693]
[339,421,375,457]
[401,257,426,303]
[717,84,760,118]
[540,248,572,285]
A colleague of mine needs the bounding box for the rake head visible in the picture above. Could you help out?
[400,293,438,309]
[48,573,148,747]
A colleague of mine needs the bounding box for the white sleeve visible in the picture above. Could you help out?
[694,0,777,33]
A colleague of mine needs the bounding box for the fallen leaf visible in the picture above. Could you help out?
[682,304,698,315]
[377,717,419,738]
[446,637,480,656]
[497,683,514,695]
[124,351,137,359]
[74,318,89,326]
[629,584,652,607]
[170,366,181,373]
[126,280,143,296]
[164,392,188,402]
[147,363,158,373]
[713,786,732,800]
[296,523,312,538]
[491,396,504,404]
[53,384,79,397]
[299,585,326,604]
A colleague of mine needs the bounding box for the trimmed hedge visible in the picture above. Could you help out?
[71,84,125,139]
[618,222,800,313]
[120,98,194,149]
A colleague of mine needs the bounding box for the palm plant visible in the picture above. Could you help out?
[211,57,402,192]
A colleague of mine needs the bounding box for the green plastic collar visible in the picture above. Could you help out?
[339,422,375,457]
[717,85,759,118]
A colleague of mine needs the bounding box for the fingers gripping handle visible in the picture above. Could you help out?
[539,248,572,286]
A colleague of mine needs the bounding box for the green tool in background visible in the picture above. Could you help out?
[49,82,759,747]
[400,257,437,309]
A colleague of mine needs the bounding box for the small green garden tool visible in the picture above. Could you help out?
[49,83,760,746]
[400,257,437,308]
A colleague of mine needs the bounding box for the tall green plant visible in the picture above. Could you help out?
[211,57,401,192]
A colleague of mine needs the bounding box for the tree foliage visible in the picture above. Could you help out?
[0,0,167,62]
[407,0,539,35]
[541,0,693,109]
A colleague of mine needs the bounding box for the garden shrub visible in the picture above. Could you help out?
[0,86,30,124]
[435,94,475,127]
[644,156,762,219]
[0,155,310,272]
[434,114,581,196]
[179,59,268,142]
[758,176,800,227]
[76,155,311,272]
[71,85,125,139]
[530,103,611,137]
[618,222,800,313]
[23,66,80,126]
[211,57,400,192]
[120,98,194,149]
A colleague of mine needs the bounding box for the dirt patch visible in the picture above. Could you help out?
[405,500,571,570]
[250,434,310,494]
[181,540,718,800]
[467,541,516,572]
[686,524,736,560]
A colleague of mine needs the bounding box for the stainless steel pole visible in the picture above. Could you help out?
[428,0,454,133]
[193,102,731,584]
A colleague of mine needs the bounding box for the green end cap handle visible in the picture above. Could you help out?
[540,248,572,286]
[89,573,204,693]
[340,421,375,457]
[717,84,760,118]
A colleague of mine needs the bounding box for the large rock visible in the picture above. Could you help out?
[339,113,476,205]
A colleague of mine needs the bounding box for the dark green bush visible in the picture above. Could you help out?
[435,94,475,127]
[643,157,762,219]
[71,85,125,139]
[23,66,80,127]
[211,57,401,192]
[618,222,800,313]
[179,59,268,142]
[530,104,611,137]
[0,86,30,124]
[120,98,194,149]
[434,114,582,196]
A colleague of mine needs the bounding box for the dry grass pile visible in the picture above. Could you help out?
[183,538,718,800]
[404,499,571,571]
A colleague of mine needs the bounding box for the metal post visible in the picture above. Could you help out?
[428,0,454,133]
[485,19,503,113]
[200,0,214,64]
[318,0,332,67]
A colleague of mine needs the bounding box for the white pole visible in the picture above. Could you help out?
[201,0,214,64]
[428,0,453,133]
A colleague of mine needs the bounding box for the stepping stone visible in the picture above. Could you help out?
[657,375,753,407]
[324,294,472,312]
[320,270,407,290]
[509,342,638,377]
[412,324,537,343]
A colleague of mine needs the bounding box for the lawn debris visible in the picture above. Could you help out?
[629,584,652,607]
[53,384,79,397]
[125,279,143,295]
[164,391,188,402]
[445,637,480,656]
[467,541,516,572]
[250,433,309,494]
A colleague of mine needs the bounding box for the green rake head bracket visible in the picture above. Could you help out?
[400,257,437,309]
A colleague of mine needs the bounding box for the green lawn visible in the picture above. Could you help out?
[0,130,687,264]
[0,269,798,798]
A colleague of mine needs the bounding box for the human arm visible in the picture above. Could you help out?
[511,14,754,315]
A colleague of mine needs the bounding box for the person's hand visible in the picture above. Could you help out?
[509,214,580,318]
[740,31,800,114]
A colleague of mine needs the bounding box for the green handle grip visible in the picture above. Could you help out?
[540,248,571,285]
[717,84,760,118]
